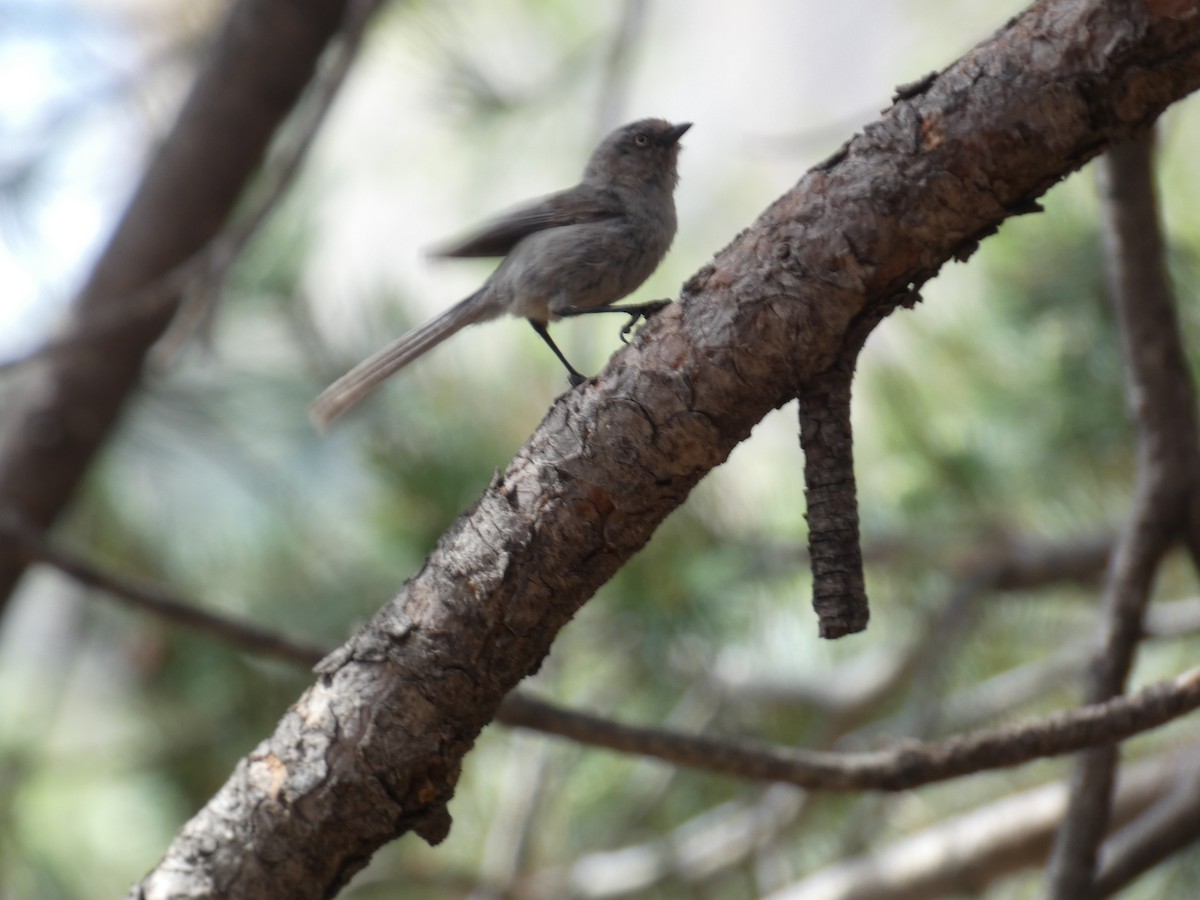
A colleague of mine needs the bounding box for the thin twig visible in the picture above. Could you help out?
[498,669,1200,791]
[0,512,327,667]
[1047,131,1200,897]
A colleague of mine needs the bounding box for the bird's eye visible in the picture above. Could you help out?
[634,133,649,147]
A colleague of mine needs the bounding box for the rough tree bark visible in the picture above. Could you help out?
[123,1,1200,897]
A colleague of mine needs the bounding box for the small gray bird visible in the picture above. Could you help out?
[311,118,691,428]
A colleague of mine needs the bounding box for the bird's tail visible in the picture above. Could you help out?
[311,290,493,429]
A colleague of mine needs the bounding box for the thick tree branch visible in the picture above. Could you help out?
[119,2,1200,896]
[0,0,369,616]
[1048,130,1200,896]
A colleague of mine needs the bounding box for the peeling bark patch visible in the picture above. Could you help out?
[251,753,288,803]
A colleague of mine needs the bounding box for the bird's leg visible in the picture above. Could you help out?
[529,320,587,387]
[556,300,672,343]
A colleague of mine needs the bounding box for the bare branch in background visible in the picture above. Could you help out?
[501,670,1200,790]
[0,0,381,377]
[763,751,1200,900]
[0,511,328,667]
[0,0,380,616]
[153,0,385,361]
[1048,130,1200,897]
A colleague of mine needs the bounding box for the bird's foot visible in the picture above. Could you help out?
[619,300,672,343]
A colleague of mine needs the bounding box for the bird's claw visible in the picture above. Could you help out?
[619,300,671,344]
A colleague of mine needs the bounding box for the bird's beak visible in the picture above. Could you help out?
[662,122,692,146]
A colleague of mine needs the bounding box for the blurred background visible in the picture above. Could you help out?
[3,0,1200,897]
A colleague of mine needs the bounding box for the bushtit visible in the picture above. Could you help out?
[311,118,691,428]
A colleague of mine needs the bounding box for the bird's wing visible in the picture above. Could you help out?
[431,186,623,258]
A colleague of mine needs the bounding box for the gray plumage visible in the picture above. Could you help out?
[311,118,690,428]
